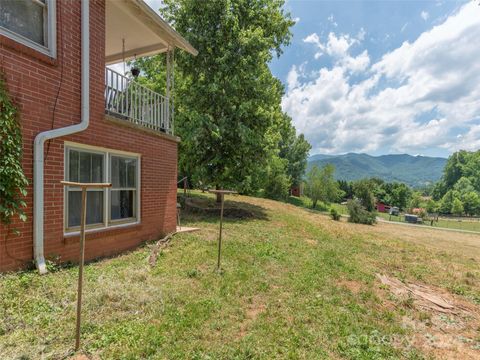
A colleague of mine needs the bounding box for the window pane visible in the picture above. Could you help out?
[86,191,104,225]
[119,160,127,188]
[111,156,136,188]
[111,190,135,220]
[127,159,136,188]
[73,151,104,183]
[68,191,104,227]
[111,157,120,188]
[79,152,91,183]
[0,0,45,45]
[91,153,103,182]
[69,150,79,182]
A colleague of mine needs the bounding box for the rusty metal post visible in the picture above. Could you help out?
[208,189,236,271]
[75,186,87,351]
[61,181,111,352]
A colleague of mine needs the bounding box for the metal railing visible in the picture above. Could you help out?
[105,67,172,134]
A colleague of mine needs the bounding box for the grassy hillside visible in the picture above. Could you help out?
[308,153,447,187]
[1,192,480,359]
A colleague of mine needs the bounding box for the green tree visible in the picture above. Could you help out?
[390,183,411,210]
[462,191,480,216]
[409,191,424,210]
[144,0,294,200]
[277,115,311,188]
[353,179,376,212]
[439,190,460,214]
[338,180,353,199]
[453,177,475,194]
[305,164,343,209]
[451,198,464,216]
[426,199,439,214]
[434,150,480,200]
[443,151,469,189]
[263,155,291,200]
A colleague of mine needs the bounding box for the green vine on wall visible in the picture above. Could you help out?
[0,72,28,226]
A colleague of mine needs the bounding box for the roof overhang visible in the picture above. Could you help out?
[105,0,197,65]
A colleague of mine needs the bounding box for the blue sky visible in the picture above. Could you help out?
[271,0,463,82]
[277,0,480,157]
[146,0,480,158]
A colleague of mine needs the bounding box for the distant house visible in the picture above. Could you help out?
[0,0,197,273]
[376,202,391,213]
[290,183,303,197]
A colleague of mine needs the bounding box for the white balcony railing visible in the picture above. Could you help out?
[105,67,172,134]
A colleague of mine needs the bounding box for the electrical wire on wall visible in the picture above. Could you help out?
[45,4,65,161]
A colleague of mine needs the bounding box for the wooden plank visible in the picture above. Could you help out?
[60,181,112,188]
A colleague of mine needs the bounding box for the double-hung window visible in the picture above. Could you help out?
[65,145,140,233]
[110,155,138,222]
[0,0,56,57]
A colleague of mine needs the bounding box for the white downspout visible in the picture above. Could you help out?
[33,0,90,274]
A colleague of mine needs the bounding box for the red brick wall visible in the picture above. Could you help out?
[0,1,178,272]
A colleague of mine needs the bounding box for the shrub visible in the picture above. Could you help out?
[305,164,343,209]
[413,208,427,219]
[0,73,28,225]
[330,208,341,221]
[347,199,377,225]
[263,155,291,200]
[352,180,376,212]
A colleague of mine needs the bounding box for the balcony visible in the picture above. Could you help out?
[104,0,198,136]
[105,67,172,135]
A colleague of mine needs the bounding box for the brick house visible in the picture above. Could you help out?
[0,0,197,273]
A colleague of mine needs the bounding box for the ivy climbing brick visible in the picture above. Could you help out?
[0,73,28,225]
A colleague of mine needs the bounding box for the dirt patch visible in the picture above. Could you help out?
[337,279,363,294]
[71,355,99,360]
[377,274,480,358]
[305,238,318,246]
[185,197,262,220]
[237,297,266,339]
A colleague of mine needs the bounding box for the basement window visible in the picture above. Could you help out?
[65,145,141,233]
[0,0,56,58]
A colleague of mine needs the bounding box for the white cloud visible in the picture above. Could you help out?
[301,32,368,74]
[283,2,480,155]
[326,32,356,58]
[286,65,300,90]
[357,27,366,41]
[401,22,408,32]
[421,10,430,21]
[327,14,338,27]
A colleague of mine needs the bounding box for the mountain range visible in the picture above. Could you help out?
[307,153,447,188]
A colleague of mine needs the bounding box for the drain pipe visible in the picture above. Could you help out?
[33,0,90,274]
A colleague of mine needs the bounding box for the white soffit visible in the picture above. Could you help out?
[105,0,197,65]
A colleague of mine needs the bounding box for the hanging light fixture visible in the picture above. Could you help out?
[131,54,140,78]
[121,39,139,78]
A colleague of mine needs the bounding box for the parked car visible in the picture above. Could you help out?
[389,207,400,216]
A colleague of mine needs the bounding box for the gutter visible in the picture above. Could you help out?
[33,0,90,274]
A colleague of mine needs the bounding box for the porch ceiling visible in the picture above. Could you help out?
[105,0,197,65]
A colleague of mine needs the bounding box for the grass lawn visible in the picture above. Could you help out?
[2,192,480,359]
[286,196,348,215]
[376,212,480,233]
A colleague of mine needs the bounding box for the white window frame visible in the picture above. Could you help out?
[0,0,57,58]
[64,142,141,235]
[109,154,139,225]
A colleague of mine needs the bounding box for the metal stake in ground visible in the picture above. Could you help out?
[61,181,111,351]
[208,190,236,270]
